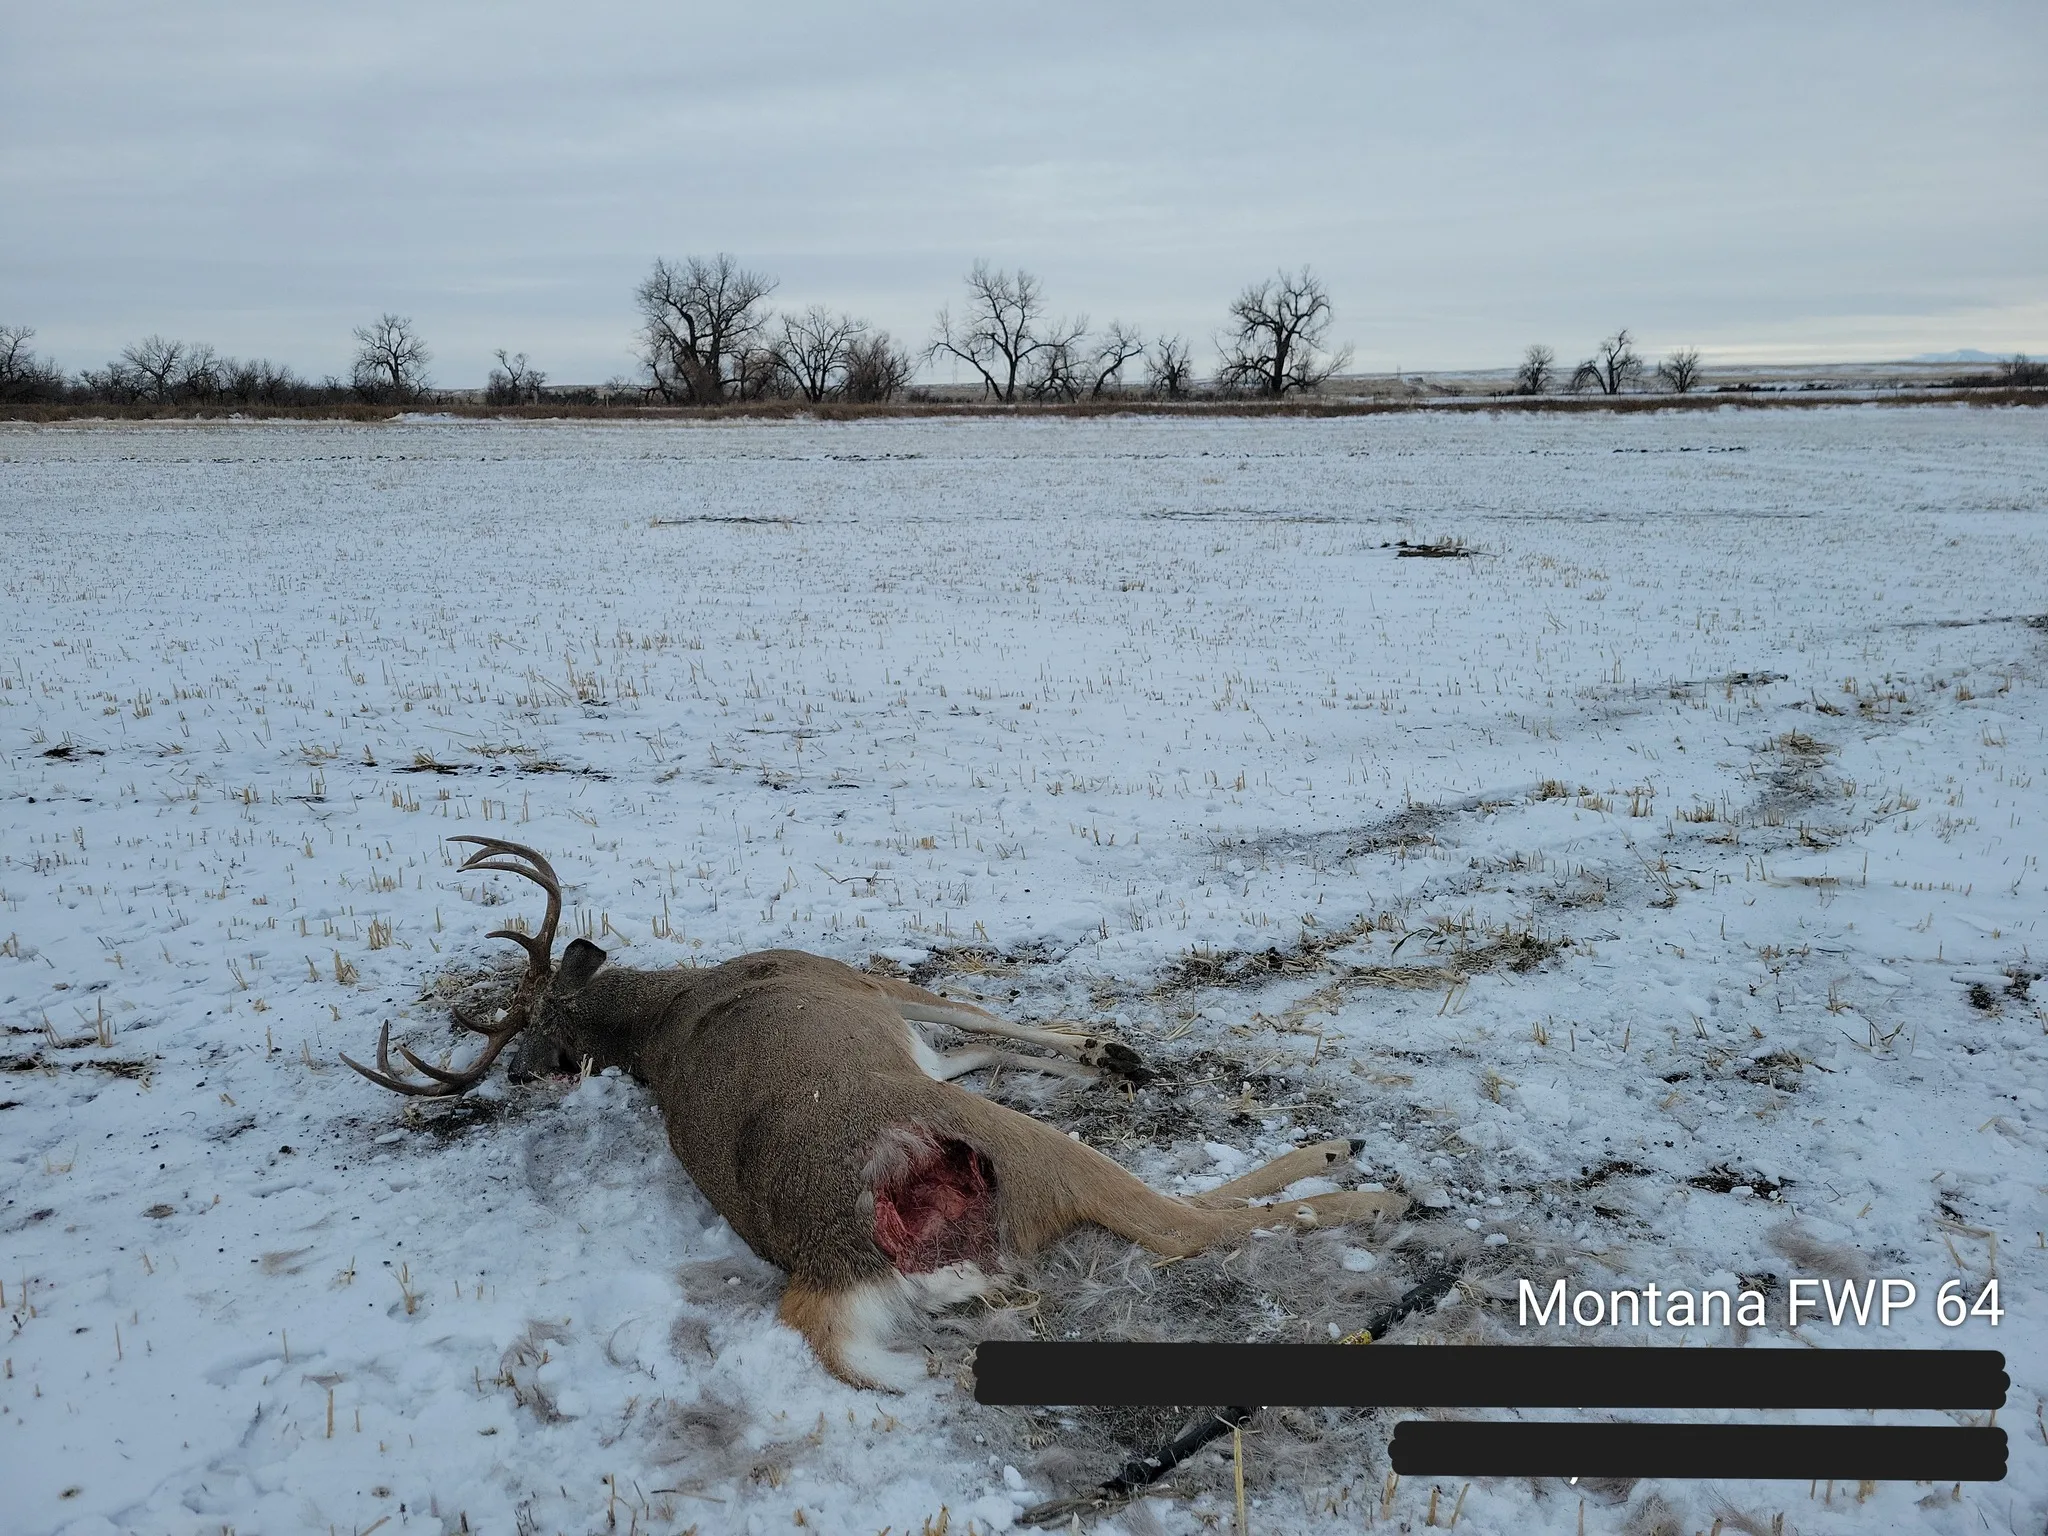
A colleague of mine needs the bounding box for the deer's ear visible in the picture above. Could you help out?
[554,938,609,995]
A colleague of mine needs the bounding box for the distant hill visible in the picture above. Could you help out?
[1910,349,2005,363]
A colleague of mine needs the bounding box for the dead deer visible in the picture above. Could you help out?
[345,837,1406,1390]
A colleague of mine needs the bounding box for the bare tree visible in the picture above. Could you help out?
[1516,344,1555,395]
[731,343,786,401]
[221,358,308,407]
[1656,346,1703,394]
[1145,334,1194,399]
[1997,353,2046,386]
[486,350,547,406]
[0,325,32,375]
[1214,268,1352,396]
[1024,328,1090,402]
[926,262,1083,403]
[0,325,65,402]
[220,359,260,405]
[74,364,129,402]
[635,255,777,405]
[0,324,39,389]
[772,307,866,403]
[60,335,323,409]
[1087,321,1145,398]
[1570,329,1643,395]
[176,343,223,403]
[351,314,432,403]
[840,331,912,403]
[120,335,187,404]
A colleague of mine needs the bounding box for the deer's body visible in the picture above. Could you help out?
[347,843,1405,1390]
[540,949,1034,1286]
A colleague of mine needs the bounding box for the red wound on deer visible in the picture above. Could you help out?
[870,1131,999,1273]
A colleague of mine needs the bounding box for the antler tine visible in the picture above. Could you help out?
[341,1021,459,1096]
[461,854,553,880]
[448,836,562,960]
[450,835,560,887]
[342,838,565,1100]
[394,1029,519,1090]
[485,926,550,962]
[343,1008,529,1098]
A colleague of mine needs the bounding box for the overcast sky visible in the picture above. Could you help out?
[5,4,2044,386]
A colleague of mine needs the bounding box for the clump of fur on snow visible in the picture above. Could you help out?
[919,1214,1528,1506]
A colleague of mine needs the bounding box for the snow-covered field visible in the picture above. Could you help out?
[3,408,2044,1536]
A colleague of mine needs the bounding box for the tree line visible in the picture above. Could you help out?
[0,260,1351,409]
[0,315,449,409]
[1513,332,1703,396]
[629,256,1349,404]
[4,263,2042,409]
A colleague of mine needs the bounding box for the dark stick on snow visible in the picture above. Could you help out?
[1015,1262,1464,1526]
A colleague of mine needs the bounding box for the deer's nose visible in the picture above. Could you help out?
[510,1044,581,1083]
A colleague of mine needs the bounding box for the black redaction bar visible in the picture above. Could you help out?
[971,1345,2007,1410]
[1389,1422,2008,1481]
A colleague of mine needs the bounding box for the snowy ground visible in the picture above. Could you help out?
[2,407,2044,1536]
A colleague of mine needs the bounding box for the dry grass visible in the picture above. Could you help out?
[1773,729,1835,760]
[1159,916,1379,992]
[10,387,2041,426]
[4,1053,153,1084]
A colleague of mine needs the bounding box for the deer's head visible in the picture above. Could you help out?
[503,933,613,1080]
[342,837,588,1096]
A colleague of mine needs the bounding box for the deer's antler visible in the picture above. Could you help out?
[340,837,563,1096]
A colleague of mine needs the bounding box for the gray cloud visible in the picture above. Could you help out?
[4,2,2043,384]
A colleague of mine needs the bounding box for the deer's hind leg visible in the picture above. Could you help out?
[1014,1127,1404,1261]
[1097,1187,1408,1258]
[910,1037,1101,1083]
[1187,1137,1367,1208]
[876,980,1149,1080]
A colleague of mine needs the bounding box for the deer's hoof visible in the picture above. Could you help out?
[1098,1043,1156,1085]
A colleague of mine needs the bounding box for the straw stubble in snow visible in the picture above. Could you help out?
[1,409,2043,1535]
